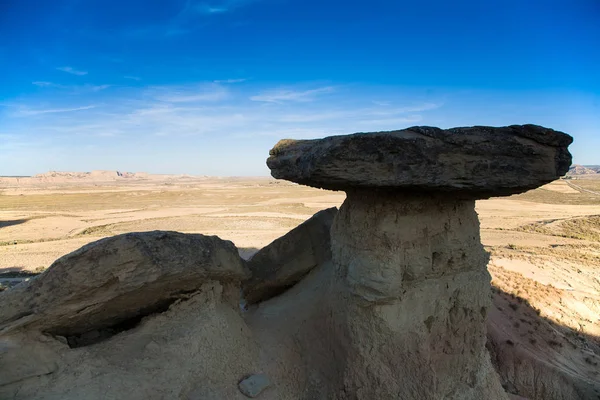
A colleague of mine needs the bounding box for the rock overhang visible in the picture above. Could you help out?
[267,124,573,198]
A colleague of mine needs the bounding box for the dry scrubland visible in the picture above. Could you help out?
[1,174,600,394]
[0,177,344,270]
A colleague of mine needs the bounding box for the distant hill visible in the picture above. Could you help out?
[567,165,600,175]
[33,170,137,180]
[0,170,203,185]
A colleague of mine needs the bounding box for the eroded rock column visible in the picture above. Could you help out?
[267,124,573,400]
[329,191,502,399]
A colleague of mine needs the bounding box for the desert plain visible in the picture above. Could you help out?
[1,171,599,397]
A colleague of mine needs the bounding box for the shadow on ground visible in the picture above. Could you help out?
[0,219,28,229]
[488,285,600,399]
[0,267,41,291]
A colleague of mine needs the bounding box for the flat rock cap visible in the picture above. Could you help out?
[267,124,573,197]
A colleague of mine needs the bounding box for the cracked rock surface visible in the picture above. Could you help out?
[267,125,572,197]
[0,231,249,339]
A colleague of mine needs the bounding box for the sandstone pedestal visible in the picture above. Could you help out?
[267,124,572,399]
[329,192,501,398]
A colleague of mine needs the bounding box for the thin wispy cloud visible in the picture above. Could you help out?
[233,127,333,139]
[152,84,228,103]
[189,0,256,15]
[14,105,96,117]
[367,103,442,116]
[124,76,141,81]
[166,0,243,35]
[214,78,246,84]
[4,83,442,138]
[394,103,441,113]
[56,66,88,76]
[250,86,335,103]
[358,116,424,125]
[199,5,228,14]
[372,100,391,106]
[85,84,111,92]
[120,0,260,39]
[276,110,350,123]
[275,103,439,123]
[32,81,64,88]
[367,101,442,113]
[32,81,110,93]
[1,82,445,176]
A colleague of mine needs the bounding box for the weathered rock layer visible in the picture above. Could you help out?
[0,231,249,342]
[327,192,505,398]
[268,125,573,197]
[0,232,260,400]
[243,207,337,304]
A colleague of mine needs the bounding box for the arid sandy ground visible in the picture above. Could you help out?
[0,176,346,269]
[1,174,600,389]
[2,176,599,271]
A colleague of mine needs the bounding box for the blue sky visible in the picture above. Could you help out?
[1,0,599,176]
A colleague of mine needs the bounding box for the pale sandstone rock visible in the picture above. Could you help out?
[0,231,302,400]
[0,231,250,339]
[0,334,60,386]
[267,125,572,197]
[1,283,265,400]
[243,207,337,304]
[325,192,506,399]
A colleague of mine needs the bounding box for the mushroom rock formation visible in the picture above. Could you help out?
[267,125,573,399]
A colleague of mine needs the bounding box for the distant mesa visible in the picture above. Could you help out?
[567,164,600,176]
[33,170,150,180]
[9,170,203,182]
